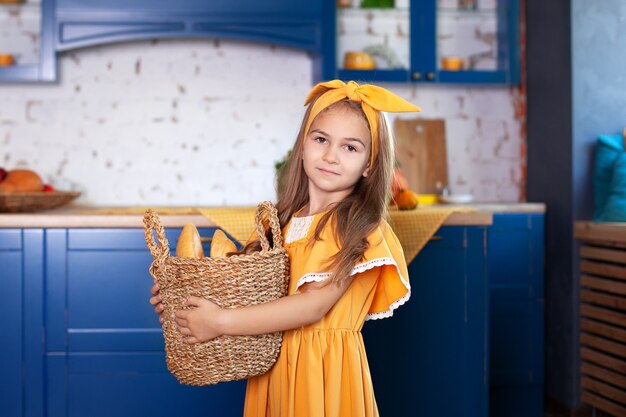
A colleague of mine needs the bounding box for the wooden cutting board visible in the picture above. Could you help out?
[393,118,448,194]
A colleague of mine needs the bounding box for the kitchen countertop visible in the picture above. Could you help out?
[0,203,545,228]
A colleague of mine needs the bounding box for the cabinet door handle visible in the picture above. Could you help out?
[426,72,435,80]
[412,72,422,80]
[430,235,443,241]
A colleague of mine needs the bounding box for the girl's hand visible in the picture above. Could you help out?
[174,296,223,344]
[149,282,164,324]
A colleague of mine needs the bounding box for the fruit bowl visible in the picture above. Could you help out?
[0,191,81,213]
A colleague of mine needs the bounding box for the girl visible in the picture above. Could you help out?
[150,80,421,417]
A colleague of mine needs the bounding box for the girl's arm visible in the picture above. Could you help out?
[174,276,354,344]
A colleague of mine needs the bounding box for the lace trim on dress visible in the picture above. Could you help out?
[285,215,315,244]
[294,257,411,321]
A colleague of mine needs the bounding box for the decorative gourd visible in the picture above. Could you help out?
[210,229,237,258]
[0,169,44,192]
[391,167,409,201]
[175,224,205,258]
[395,189,419,210]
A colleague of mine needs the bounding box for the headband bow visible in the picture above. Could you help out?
[304,80,421,167]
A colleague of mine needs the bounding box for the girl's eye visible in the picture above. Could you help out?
[315,136,327,144]
[346,145,357,152]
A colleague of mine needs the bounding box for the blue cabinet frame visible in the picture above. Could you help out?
[0,229,25,417]
[488,213,544,417]
[331,0,521,85]
[0,229,46,417]
[0,0,57,82]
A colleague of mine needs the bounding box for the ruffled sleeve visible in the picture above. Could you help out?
[360,220,410,320]
[292,218,410,321]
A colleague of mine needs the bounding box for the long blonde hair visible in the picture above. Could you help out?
[272,96,395,284]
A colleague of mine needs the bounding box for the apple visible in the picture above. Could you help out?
[0,168,7,182]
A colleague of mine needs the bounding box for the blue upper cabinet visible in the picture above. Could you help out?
[54,0,333,82]
[1,0,333,83]
[0,0,56,82]
[1,0,518,84]
[330,0,520,84]
[54,0,328,52]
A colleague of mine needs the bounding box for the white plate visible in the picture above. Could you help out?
[439,194,474,204]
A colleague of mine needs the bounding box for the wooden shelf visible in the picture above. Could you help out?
[576,222,626,416]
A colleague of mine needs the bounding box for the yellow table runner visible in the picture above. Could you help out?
[199,206,474,264]
[387,207,471,263]
[96,206,473,264]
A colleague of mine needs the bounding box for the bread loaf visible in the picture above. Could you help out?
[175,224,205,258]
[210,229,237,258]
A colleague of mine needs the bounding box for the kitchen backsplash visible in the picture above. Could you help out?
[0,39,523,206]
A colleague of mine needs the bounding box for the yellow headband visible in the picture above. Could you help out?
[304,80,421,167]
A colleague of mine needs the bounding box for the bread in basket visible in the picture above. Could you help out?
[143,201,289,385]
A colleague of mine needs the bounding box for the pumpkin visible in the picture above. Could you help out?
[175,224,205,258]
[0,169,44,192]
[209,229,237,258]
[395,189,419,210]
[391,167,409,201]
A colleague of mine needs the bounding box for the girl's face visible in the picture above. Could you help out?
[302,104,371,205]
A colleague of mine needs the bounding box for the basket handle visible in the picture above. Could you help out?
[143,209,170,268]
[255,201,283,252]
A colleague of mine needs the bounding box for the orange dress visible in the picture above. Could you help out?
[243,211,410,417]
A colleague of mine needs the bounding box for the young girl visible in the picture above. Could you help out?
[150,80,421,417]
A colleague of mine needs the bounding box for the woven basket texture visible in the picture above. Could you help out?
[0,191,81,212]
[143,201,289,385]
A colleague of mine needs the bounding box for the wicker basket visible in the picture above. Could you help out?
[143,201,290,386]
[0,191,81,213]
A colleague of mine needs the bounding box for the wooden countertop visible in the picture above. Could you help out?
[0,203,545,228]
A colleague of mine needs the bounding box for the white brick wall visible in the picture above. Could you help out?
[0,38,523,206]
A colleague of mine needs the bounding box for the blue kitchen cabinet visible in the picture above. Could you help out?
[53,0,333,82]
[0,229,46,417]
[0,0,56,82]
[488,213,544,417]
[363,225,489,417]
[0,230,24,417]
[0,212,544,417]
[2,0,333,83]
[3,0,519,84]
[330,0,521,84]
[45,227,246,417]
[54,0,331,53]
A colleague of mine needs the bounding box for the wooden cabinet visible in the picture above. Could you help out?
[328,0,521,84]
[0,0,56,82]
[575,222,626,417]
